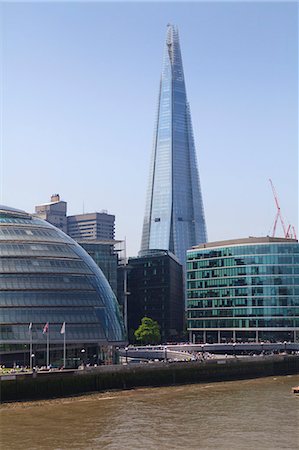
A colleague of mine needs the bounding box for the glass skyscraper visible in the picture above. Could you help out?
[140,25,207,265]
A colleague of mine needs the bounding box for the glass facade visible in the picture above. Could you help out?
[0,205,125,359]
[187,237,299,343]
[140,24,207,265]
[77,241,118,296]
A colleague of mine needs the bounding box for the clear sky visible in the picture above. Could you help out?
[1,1,298,256]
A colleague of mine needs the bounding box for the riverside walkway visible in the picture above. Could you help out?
[119,342,299,361]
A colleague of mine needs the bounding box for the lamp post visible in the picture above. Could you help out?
[284,341,287,354]
[81,348,86,367]
[31,353,35,370]
[125,347,128,364]
[233,342,236,357]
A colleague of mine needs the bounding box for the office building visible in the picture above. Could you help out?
[140,24,207,265]
[34,196,117,291]
[77,240,119,296]
[34,194,67,233]
[127,250,184,342]
[187,237,299,343]
[0,205,125,366]
[67,212,115,241]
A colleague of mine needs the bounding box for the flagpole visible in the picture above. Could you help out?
[29,326,33,371]
[47,326,50,367]
[63,327,66,368]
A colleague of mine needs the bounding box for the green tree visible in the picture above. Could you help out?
[134,317,161,345]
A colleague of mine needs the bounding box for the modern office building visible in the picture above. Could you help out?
[67,212,115,241]
[0,205,125,367]
[140,24,207,265]
[127,250,184,342]
[34,194,67,233]
[187,237,299,344]
[77,240,119,296]
[34,196,118,293]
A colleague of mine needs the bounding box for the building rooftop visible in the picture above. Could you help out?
[189,236,298,251]
[76,239,122,245]
[135,249,181,264]
[0,205,30,219]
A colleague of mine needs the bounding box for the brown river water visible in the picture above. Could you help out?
[1,375,299,450]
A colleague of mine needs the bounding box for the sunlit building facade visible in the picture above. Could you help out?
[140,24,207,265]
[0,205,125,366]
[187,237,299,343]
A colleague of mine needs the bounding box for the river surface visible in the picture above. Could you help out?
[1,375,299,449]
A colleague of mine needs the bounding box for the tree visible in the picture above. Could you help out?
[134,317,161,345]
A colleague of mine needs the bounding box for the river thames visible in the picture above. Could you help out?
[1,375,298,449]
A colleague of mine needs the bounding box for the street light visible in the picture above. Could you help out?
[125,347,128,364]
[233,342,236,357]
[80,348,86,366]
[284,341,287,354]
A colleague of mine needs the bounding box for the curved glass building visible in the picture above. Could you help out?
[187,237,299,343]
[0,205,125,366]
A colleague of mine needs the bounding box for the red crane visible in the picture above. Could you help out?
[269,179,297,239]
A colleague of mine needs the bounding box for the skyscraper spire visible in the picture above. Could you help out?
[140,25,207,265]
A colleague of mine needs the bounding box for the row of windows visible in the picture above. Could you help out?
[188,307,299,318]
[0,289,98,306]
[0,298,101,308]
[0,307,104,323]
[0,217,33,225]
[187,266,299,278]
[188,298,299,308]
[188,244,299,260]
[188,277,299,290]
[0,274,95,290]
[188,318,299,328]
[0,324,107,341]
[0,258,91,275]
[0,226,66,242]
[0,243,76,258]
[187,255,299,269]
[188,286,299,298]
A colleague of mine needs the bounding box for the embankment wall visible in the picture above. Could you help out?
[1,355,298,403]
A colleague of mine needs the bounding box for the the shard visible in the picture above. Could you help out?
[140,24,207,265]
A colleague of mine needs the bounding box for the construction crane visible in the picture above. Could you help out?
[269,179,297,239]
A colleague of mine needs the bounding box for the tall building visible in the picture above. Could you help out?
[127,250,184,342]
[34,194,67,233]
[67,212,115,241]
[140,24,207,265]
[187,237,299,344]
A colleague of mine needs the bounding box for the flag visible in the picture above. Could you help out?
[29,322,32,331]
[60,322,66,335]
[43,322,49,334]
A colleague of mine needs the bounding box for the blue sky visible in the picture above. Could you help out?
[1,1,298,256]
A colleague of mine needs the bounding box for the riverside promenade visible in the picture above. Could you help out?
[1,354,299,403]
